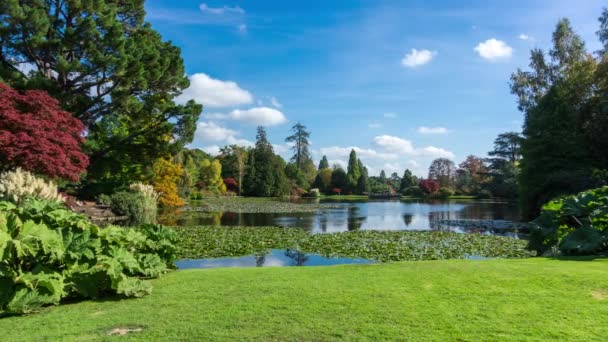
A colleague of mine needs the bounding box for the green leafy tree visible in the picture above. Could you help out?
[244,127,287,197]
[357,161,370,194]
[313,168,333,194]
[400,169,417,193]
[318,156,329,170]
[379,170,387,183]
[219,145,248,195]
[428,158,456,188]
[330,166,347,192]
[511,18,599,218]
[0,1,201,189]
[346,149,361,193]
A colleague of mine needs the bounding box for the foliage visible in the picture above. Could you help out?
[200,159,226,194]
[428,158,456,188]
[307,188,321,198]
[433,188,455,199]
[346,149,361,193]
[0,199,176,315]
[457,155,489,195]
[488,132,523,164]
[318,155,330,170]
[285,163,309,189]
[110,191,157,225]
[400,169,417,193]
[419,179,440,195]
[511,18,607,218]
[285,122,312,171]
[313,168,333,194]
[218,145,248,195]
[0,1,201,187]
[223,178,238,193]
[0,83,88,181]
[529,187,608,255]
[175,226,534,262]
[129,183,159,202]
[153,158,185,207]
[0,168,64,204]
[244,127,288,197]
[356,162,370,194]
[402,186,424,197]
[330,167,347,193]
[368,177,390,193]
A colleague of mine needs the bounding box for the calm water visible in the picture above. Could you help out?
[176,249,373,269]
[159,199,523,237]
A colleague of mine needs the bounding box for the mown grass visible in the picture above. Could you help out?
[175,226,535,261]
[1,258,606,341]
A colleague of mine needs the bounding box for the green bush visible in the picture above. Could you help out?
[110,191,157,225]
[529,187,608,256]
[189,191,203,200]
[477,189,493,199]
[0,199,177,315]
[433,188,455,199]
[402,186,423,197]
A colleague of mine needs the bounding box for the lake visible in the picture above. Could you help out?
[159,199,525,238]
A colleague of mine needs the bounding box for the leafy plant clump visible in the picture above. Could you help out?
[175,226,534,262]
[0,199,177,315]
[529,187,608,256]
[110,191,157,225]
[0,168,64,204]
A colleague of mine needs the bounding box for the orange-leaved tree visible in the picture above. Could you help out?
[153,158,185,207]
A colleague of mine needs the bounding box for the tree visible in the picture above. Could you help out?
[330,167,347,192]
[356,159,370,194]
[153,158,184,207]
[318,156,329,170]
[419,179,440,195]
[458,155,489,192]
[0,1,201,187]
[285,163,309,189]
[244,127,288,197]
[511,18,599,218]
[0,83,88,181]
[285,122,312,170]
[400,169,417,192]
[346,149,361,193]
[313,168,333,194]
[379,170,387,183]
[488,132,523,164]
[428,158,456,188]
[200,159,226,194]
[219,145,248,195]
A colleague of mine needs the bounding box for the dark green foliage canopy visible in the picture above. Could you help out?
[285,122,312,171]
[244,127,288,196]
[0,0,201,187]
[318,156,329,170]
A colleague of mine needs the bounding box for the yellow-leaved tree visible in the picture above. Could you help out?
[153,158,185,207]
[200,159,226,194]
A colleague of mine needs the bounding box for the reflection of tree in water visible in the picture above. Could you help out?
[284,249,308,266]
[403,214,413,227]
[347,206,365,231]
[428,211,454,231]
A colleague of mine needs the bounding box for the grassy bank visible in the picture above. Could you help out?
[175,226,534,261]
[1,257,606,341]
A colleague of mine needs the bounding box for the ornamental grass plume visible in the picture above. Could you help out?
[0,168,64,204]
[129,182,160,202]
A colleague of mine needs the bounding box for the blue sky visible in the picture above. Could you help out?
[146,0,605,176]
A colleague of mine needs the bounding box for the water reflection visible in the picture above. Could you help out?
[175,249,373,269]
[159,199,523,237]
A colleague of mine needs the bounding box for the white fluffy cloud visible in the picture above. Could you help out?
[401,49,436,67]
[417,126,448,134]
[474,39,513,60]
[229,107,287,126]
[518,33,530,40]
[199,3,244,15]
[373,135,415,154]
[202,145,221,156]
[194,121,253,148]
[175,73,253,107]
[319,146,398,161]
[417,146,454,158]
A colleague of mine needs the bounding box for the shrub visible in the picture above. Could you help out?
[98,194,112,206]
[223,177,238,193]
[432,188,454,199]
[419,179,440,195]
[129,182,159,202]
[189,191,203,200]
[402,186,423,197]
[307,188,321,198]
[0,83,88,181]
[0,199,177,315]
[0,168,64,204]
[529,187,608,256]
[477,189,493,199]
[110,191,157,225]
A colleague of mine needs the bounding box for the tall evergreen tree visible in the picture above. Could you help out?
[356,160,370,194]
[379,170,387,183]
[244,127,286,196]
[285,122,312,170]
[400,169,417,192]
[318,156,330,170]
[346,149,361,193]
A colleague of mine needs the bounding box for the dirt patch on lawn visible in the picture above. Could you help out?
[591,289,608,300]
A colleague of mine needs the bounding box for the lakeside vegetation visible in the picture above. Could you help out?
[0,258,606,340]
[175,226,534,261]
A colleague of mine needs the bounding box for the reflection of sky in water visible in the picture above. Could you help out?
[175,249,373,269]
[161,200,523,237]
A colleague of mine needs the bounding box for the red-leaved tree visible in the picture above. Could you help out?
[223,177,238,192]
[419,179,440,194]
[0,83,89,181]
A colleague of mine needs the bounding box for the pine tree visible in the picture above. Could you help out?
[346,149,361,193]
[318,156,330,170]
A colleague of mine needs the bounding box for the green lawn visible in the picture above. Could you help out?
[1,258,607,341]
